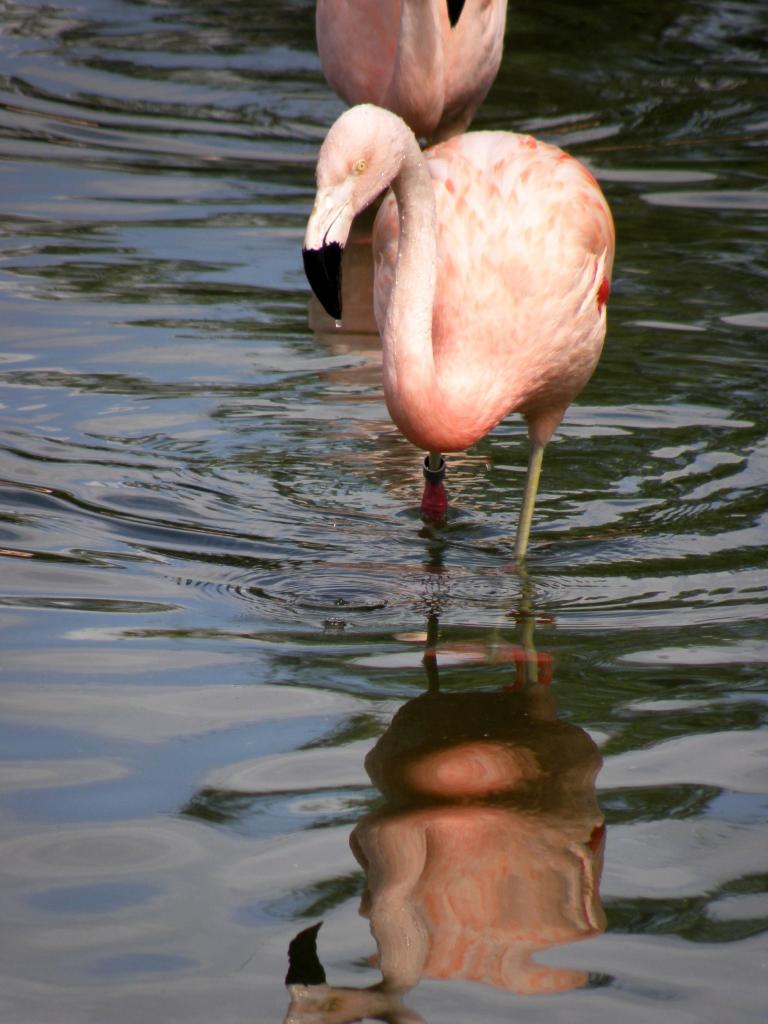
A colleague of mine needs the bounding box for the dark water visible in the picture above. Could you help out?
[1,1,767,1021]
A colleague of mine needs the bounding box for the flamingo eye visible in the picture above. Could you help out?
[353,158,367,174]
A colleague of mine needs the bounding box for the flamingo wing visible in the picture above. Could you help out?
[373,131,615,438]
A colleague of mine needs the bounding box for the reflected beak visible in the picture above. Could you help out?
[447,0,466,27]
[285,921,326,987]
[302,242,343,321]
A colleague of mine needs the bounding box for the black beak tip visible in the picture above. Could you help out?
[302,243,343,321]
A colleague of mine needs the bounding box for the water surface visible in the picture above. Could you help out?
[1,1,767,1022]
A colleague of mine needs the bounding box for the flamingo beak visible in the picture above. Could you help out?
[303,185,355,321]
[302,242,343,321]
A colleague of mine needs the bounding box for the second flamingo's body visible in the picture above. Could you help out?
[316,0,508,142]
[303,105,615,559]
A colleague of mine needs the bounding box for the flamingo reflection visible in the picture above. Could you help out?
[285,612,605,1021]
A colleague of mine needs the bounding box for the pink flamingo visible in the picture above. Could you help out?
[315,0,507,142]
[303,105,615,561]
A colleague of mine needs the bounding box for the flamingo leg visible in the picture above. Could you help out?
[513,439,546,562]
[517,569,540,686]
[420,451,448,521]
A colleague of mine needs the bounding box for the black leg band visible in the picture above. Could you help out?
[422,455,446,484]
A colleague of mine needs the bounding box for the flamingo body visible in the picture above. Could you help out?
[303,105,615,558]
[316,0,507,141]
[372,130,614,453]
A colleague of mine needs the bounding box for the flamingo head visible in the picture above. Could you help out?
[303,105,408,320]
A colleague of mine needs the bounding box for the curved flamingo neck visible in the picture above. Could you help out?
[380,129,441,445]
[382,126,499,454]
